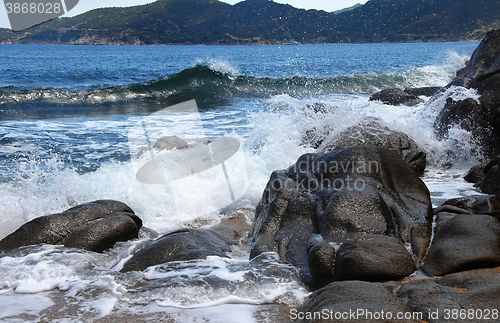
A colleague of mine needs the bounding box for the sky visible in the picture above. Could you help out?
[1,0,367,29]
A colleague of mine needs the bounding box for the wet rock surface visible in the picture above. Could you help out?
[0,200,142,252]
[370,88,422,106]
[397,268,500,323]
[316,120,427,174]
[298,280,417,323]
[479,156,500,196]
[334,235,416,282]
[120,228,235,272]
[250,146,432,287]
[436,29,500,158]
[421,213,500,277]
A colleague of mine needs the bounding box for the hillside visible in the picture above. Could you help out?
[0,0,499,44]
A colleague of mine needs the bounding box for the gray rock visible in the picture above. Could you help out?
[307,238,336,286]
[250,146,432,287]
[464,162,487,184]
[137,135,189,158]
[369,88,423,106]
[334,236,416,282]
[397,268,500,322]
[421,213,500,277]
[443,195,500,215]
[152,135,189,151]
[0,200,141,252]
[479,156,500,196]
[316,120,426,174]
[434,29,500,158]
[297,280,418,323]
[121,228,234,272]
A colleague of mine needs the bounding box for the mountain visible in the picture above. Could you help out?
[0,0,499,44]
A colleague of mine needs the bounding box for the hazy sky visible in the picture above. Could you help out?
[1,0,367,29]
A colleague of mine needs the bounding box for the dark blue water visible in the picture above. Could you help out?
[1,42,477,91]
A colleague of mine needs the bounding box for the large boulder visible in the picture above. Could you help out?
[315,120,426,174]
[120,228,234,272]
[250,146,432,287]
[334,235,416,282]
[0,200,142,253]
[421,213,500,277]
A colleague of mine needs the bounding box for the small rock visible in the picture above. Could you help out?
[443,195,500,215]
[464,163,487,184]
[479,155,500,196]
[153,135,189,151]
[0,200,141,253]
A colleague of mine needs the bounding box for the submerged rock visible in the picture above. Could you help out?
[0,200,142,253]
[153,135,189,151]
[297,280,417,323]
[250,146,432,287]
[121,228,234,272]
[315,120,426,174]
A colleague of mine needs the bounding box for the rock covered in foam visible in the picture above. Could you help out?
[297,281,416,323]
[120,228,235,272]
[0,200,142,253]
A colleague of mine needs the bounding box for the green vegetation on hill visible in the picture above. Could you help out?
[0,0,499,44]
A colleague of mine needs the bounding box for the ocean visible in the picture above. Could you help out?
[0,42,485,321]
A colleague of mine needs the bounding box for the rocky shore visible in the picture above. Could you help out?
[2,30,500,322]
